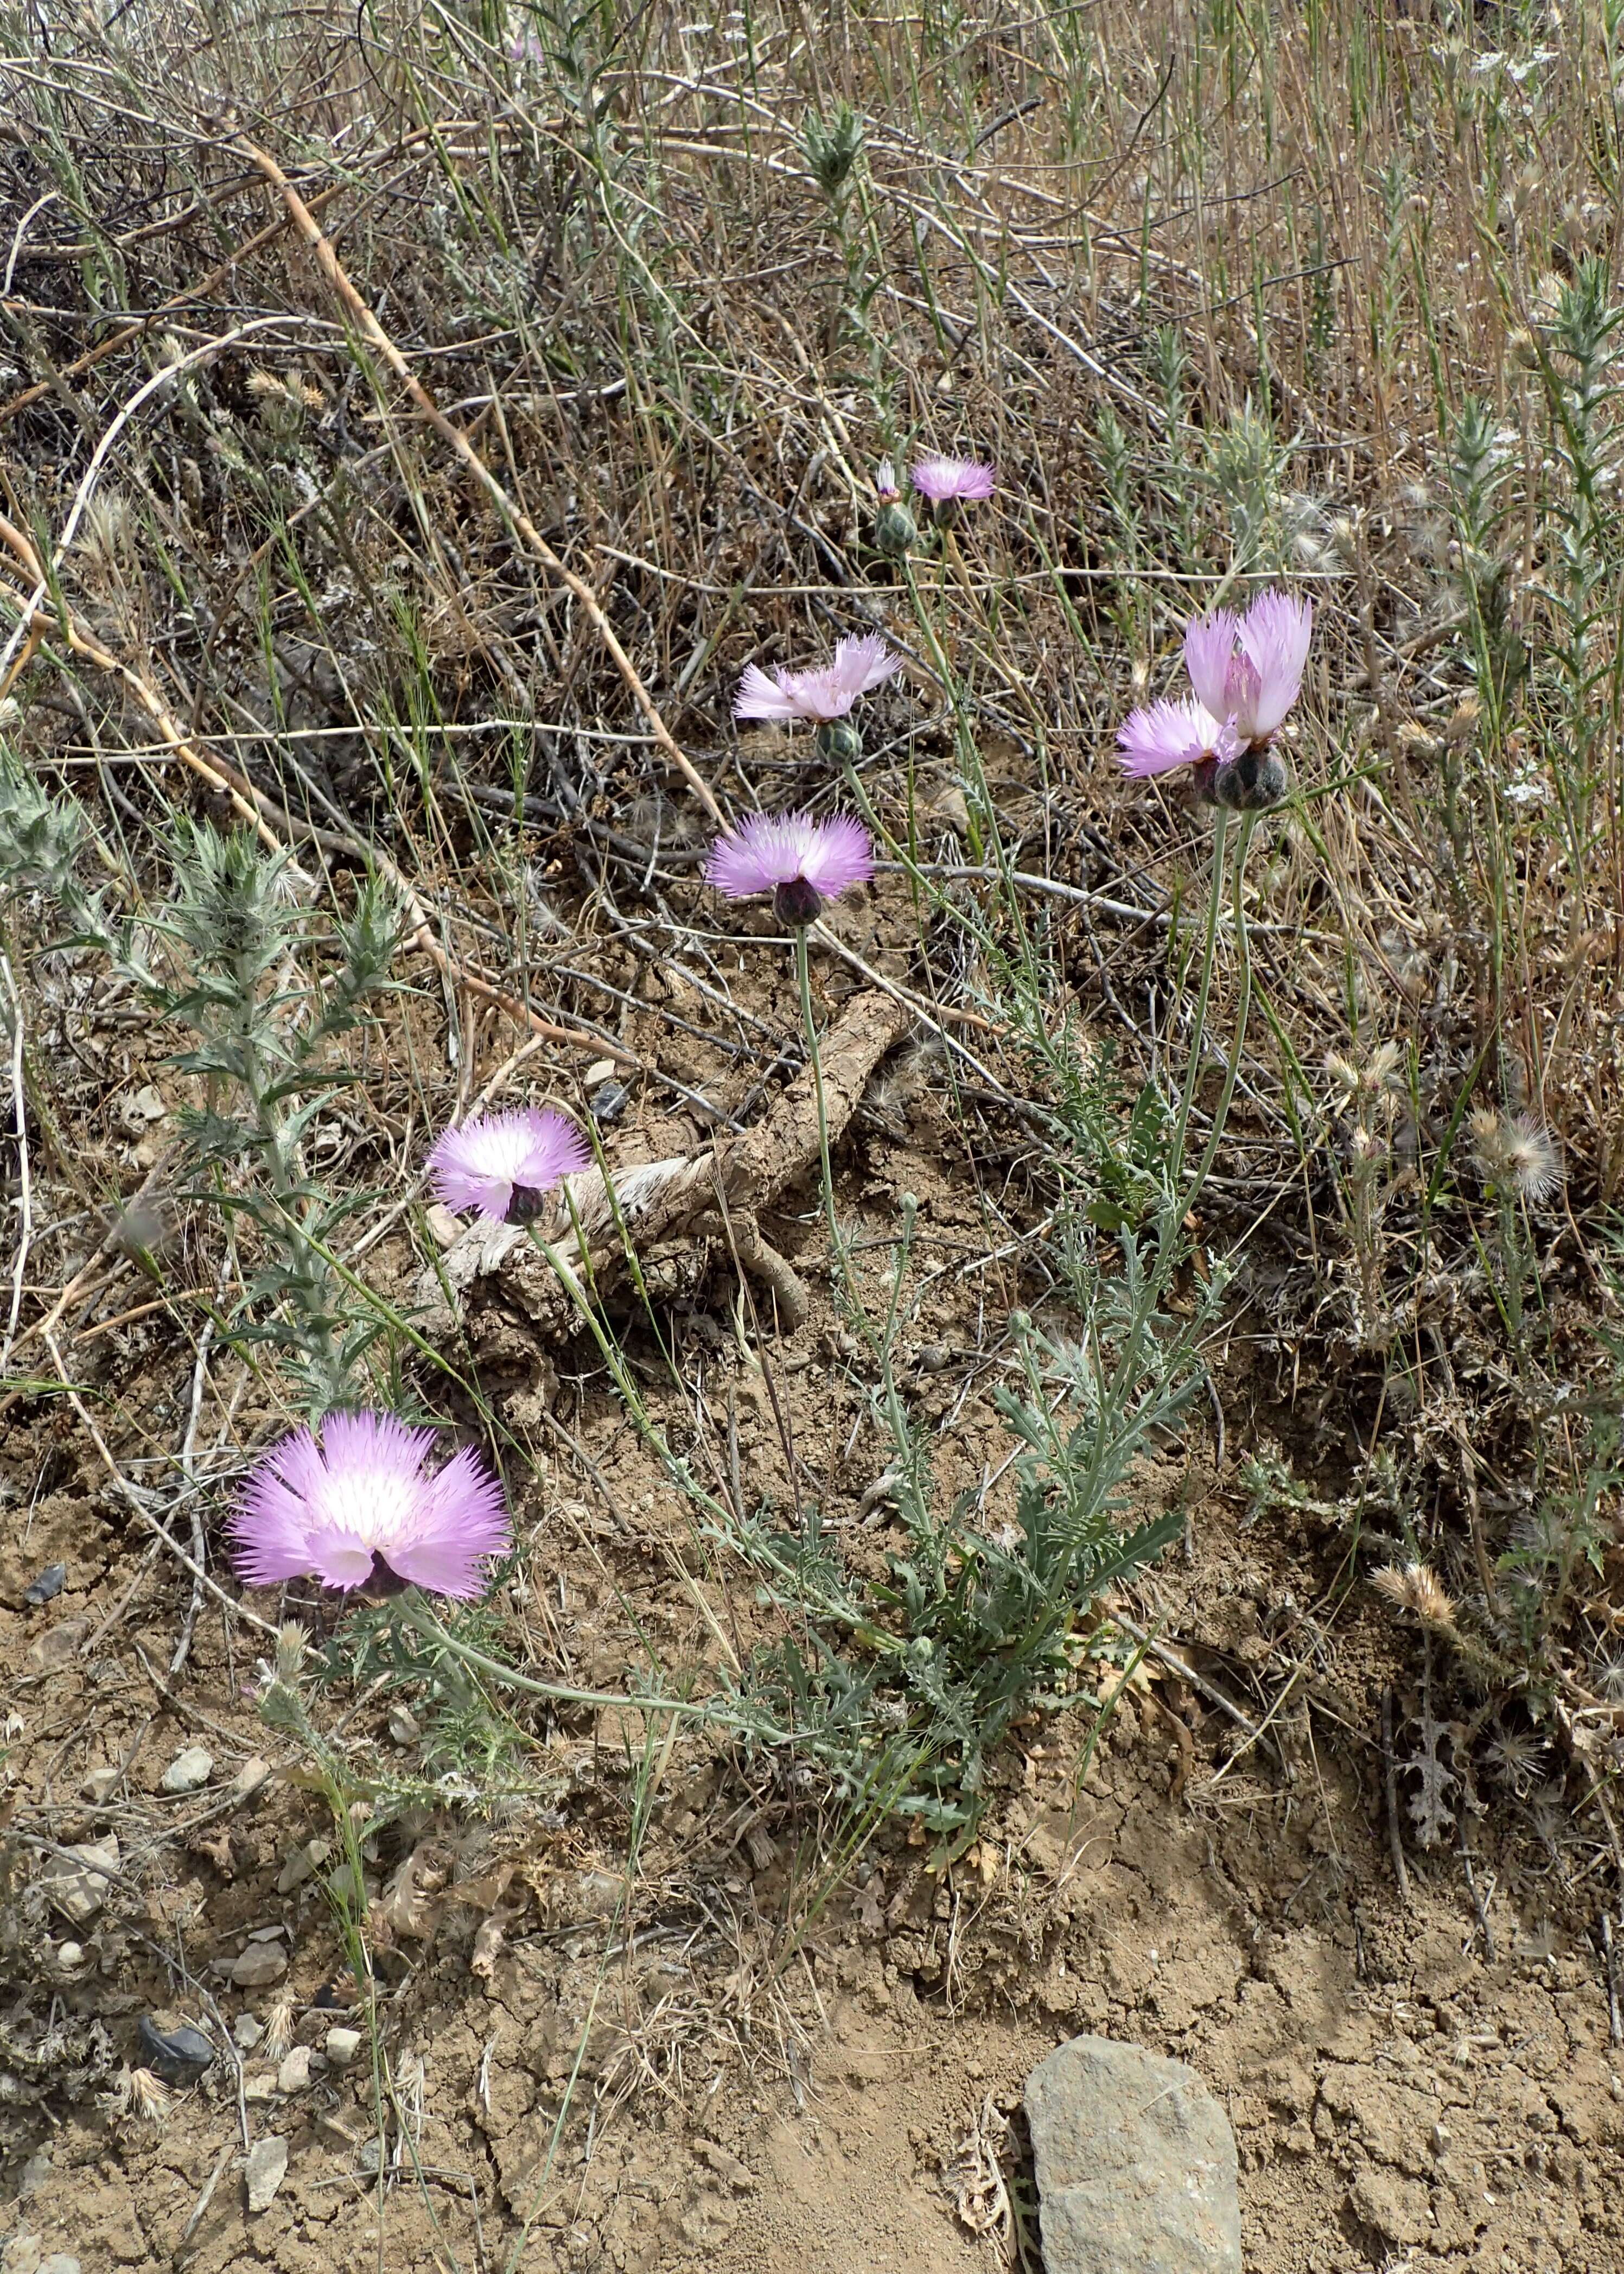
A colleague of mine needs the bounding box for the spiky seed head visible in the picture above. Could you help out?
[1469,1107,1563,1202]
[1370,1560,1457,1631]
[1326,1052,1359,1096]
[264,1992,296,2060]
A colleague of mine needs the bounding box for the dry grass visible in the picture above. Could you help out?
[2,0,1623,2145]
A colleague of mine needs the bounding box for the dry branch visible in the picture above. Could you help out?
[419,985,910,1340]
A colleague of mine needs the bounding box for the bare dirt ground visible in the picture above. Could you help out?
[3,1032,1621,2274]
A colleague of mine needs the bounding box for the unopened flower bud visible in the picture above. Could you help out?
[874,497,918,559]
[1213,746,1290,811]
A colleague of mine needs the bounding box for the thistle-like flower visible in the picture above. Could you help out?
[1119,587,1312,810]
[872,462,918,560]
[428,1107,590,1228]
[912,454,996,508]
[734,633,901,761]
[1468,1107,1562,1203]
[230,1411,512,1599]
[705,810,874,928]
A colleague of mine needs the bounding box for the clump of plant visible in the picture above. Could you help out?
[0,760,405,1413]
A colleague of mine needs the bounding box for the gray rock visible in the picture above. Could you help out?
[17,2149,52,2196]
[324,2025,362,2068]
[244,2135,288,2213]
[3,2235,42,2274]
[235,2014,264,2049]
[160,1746,213,1795]
[1024,2034,1241,2274]
[42,1835,118,1926]
[37,2259,78,2274]
[230,1941,288,1989]
[276,2046,312,2094]
[137,2016,215,2086]
[22,1563,66,1608]
[79,1765,120,1805]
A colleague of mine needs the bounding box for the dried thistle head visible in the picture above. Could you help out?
[263,1992,296,2061]
[1485,1722,1546,1795]
[1469,1108,1563,1202]
[1371,1560,1458,1631]
[78,491,137,582]
[1443,695,1483,745]
[275,1623,311,1682]
[107,2065,171,2123]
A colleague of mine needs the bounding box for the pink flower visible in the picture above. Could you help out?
[428,1107,589,1228]
[230,1411,511,1598]
[1117,697,1237,779]
[705,810,874,925]
[1119,588,1312,783]
[734,633,901,726]
[912,455,995,504]
[1182,589,1313,746]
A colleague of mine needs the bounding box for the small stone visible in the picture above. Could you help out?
[244,2135,288,2213]
[277,2046,312,2094]
[126,1083,167,1123]
[18,2150,52,2196]
[424,1203,461,1249]
[583,1058,617,1085]
[244,2071,278,2104]
[137,2016,215,2086]
[22,1563,66,1608]
[324,2026,362,2068]
[3,2234,42,2274]
[25,1618,89,1672]
[80,1765,121,1804]
[160,1746,213,1795]
[356,2137,383,2176]
[386,1705,420,1745]
[233,1756,270,1801]
[55,1941,87,1973]
[42,1834,118,1926]
[588,1079,628,1125]
[39,2259,79,2274]
[235,2015,264,2049]
[1025,2034,1241,2274]
[275,1839,328,1894]
[230,1941,289,1989]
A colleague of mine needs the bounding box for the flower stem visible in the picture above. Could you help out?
[1176,814,1257,1234]
[796,923,852,1306]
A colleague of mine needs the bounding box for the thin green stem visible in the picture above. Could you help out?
[796,923,854,1307]
[1164,809,1231,1211]
[1180,814,1257,1225]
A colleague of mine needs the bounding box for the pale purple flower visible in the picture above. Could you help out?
[1182,589,1313,746]
[912,454,995,505]
[230,1411,511,1598]
[428,1107,589,1228]
[1117,697,1237,779]
[705,810,873,925]
[734,633,901,726]
[1119,588,1312,792]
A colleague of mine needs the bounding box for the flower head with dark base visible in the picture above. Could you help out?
[872,461,918,560]
[705,810,874,928]
[911,454,996,507]
[734,632,901,763]
[1118,587,1311,810]
[428,1107,589,1228]
[230,1411,511,1600]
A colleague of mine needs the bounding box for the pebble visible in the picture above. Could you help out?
[18,2151,52,2197]
[244,2135,288,2213]
[233,1756,270,1801]
[22,1563,66,1608]
[2,2235,41,2274]
[324,2026,362,2068]
[80,1765,121,1805]
[137,2017,215,2086]
[275,1839,329,1894]
[43,1835,118,1926]
[230,1941,288,1989]
[1025,2034,1241,2273]
[235,2015,264,2049]
[39,2260,79,2274]
[160,1746,213,1795]
[54,1942,87,1974]
[424,1202,461,1249]
[25,1619,89,1673]
[244,2073,278,2104]
[277,2046,312,2094]
[386,1705,420,1745]
[589,1079,629,1125]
